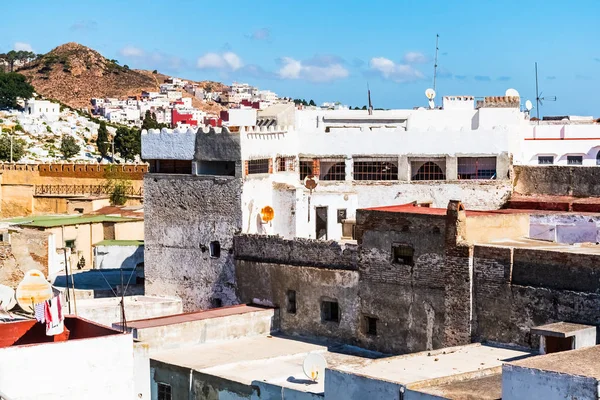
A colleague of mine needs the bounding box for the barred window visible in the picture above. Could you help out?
[320,159,346,181]
[392,244,414,266]
[567,156,583,165]
[299,159,313,180]
[354,158,398,181]
[158,383,172,400]
[538,156,554,165]
[277,156,296,172]
[247,159,270,174]
[411,160,446,181]
[457,157,497,180]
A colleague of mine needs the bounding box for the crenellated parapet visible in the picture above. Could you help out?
[242,125,292,135]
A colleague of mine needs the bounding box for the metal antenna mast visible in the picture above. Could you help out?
[534,62,556,120]
[433,34,439,92]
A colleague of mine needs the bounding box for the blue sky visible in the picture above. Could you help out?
[2,0,599,116]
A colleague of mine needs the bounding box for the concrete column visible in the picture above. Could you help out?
[446,156,458,180]
[398,155,410,181]
[345,158,353,182]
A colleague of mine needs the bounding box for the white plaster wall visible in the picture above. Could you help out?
[94,244,144,269]
[324,369,402,400]
[529,214,600,244]
[502,364,598,400]
[134,342,151,400]
[228,108,257,126]
[0,333,134,400]
[141,128,197,160]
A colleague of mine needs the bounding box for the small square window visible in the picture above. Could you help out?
[321,300,340,323]
[157,382,172,400]
[287,290,297,314]
[567,156,583,165]
[337,209,347,223]
[392,244,414,266]
[65,240,76,250]
[364,316,377,336]
[538,156,554,165]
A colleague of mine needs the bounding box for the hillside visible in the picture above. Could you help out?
[17,42,227,113]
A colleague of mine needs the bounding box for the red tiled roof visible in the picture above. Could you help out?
[362,203,523,217]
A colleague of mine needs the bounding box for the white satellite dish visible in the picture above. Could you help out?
[525,100,533,111]
[0,284,17,311]
[303,353,327,382]
[505,88,520,97]
[425,88,436,100]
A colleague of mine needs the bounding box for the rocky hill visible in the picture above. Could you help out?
[17,42,227,112]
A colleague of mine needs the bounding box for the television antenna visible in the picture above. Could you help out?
[534,62,556,120]
[433,34,439,92]
[303,353,327,382]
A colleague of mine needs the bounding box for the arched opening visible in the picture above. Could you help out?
[596,151,600,165]
[321,161,346,181]
[412,161,446,181]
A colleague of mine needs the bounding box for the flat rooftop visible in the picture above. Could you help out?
[363,203,527,218]
[480,237,600,255]
[508,345,600,379]
[330,343,532,386]
[412,373,502,400]
[151,334,382,395]
[126,304,267,330]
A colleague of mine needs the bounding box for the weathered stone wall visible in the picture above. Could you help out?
[513,165,600,196]
[0,229,50,287]
[473,245,600,347]
[144,174,242,311]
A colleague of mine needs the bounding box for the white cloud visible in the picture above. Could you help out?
[403,51,429,64]
[14,42,33,52]
[197,52,243,71]
[369,57,425,83]
[120,46,145,57]
[277,57,349,83]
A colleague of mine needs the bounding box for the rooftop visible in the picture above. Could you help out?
[411,372,502,400]
[151,334,383,395]
[507,345,600,379]
[330,343,532,386]
[94,239,144,247]
[363,203,526,218]
[481,237,600,255]
[4,213,141,228]
[90,205,144,218]
[531,322,597,338]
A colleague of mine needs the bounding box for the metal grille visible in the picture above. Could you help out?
[538,156,554,165]
[567,156,583,165]
[35,184,142,196]
[158,383,172,400]
[354,158,398,181]
[277,156,296,172]
[457,157,497,180]
[410,160,446,181]
[320,159,346,181]
[247,158,270,174]
[392,244,414,265]
[299,160,313,180]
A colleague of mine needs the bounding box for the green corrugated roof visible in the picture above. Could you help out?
[3,214,141,228]
[94,240,144,247]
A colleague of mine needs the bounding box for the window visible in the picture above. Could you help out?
[65,240,75,250]
[353,158,399,181]
[337,209,347,223]
[149,159,192,174]
[597,152,600,166]
[247,159,270,174]
[157,383,172,400]
[538,156,554,165]
[277,156,296,172]
[411,160,446,181]
[74,208,84,214]
[457,157,497,179]
[287,290,297,314]
[567,156,583,165]
[299,160,314,180]
[392,244,414,266]
[209,241,221,258]
[321,300,340,323]
[320,159,346,181]
[364,316,377,336]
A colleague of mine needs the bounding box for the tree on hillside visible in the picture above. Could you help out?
[309,99,316,107]
[96,121,109,159]
[60,136,81,160]
[0,135,26,162]
[141,110,168,130]
[0,51,36,72]
[114,127,141,161]
[0,72,34,109]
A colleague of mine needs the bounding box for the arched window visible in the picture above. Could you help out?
[596,151,600,165]
[412,161,446,181]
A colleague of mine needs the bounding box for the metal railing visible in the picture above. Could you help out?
[34,185,143,197]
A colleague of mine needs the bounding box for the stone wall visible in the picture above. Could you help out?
[473,245,600,347]
[513,165,600,196]
[144,174,242,311]
[0,229,50,287]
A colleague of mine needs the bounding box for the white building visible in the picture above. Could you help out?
[23,99,60,122]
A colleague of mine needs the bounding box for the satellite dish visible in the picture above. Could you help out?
[525,100,533,111]
[428,100,435,109]
[0,284,17,311]
[303,175,319,194]
[425,88,436,100]
[505,88,520,97]
[260,206,274,223]
[16,269,53,313]
[303,353,327,382]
